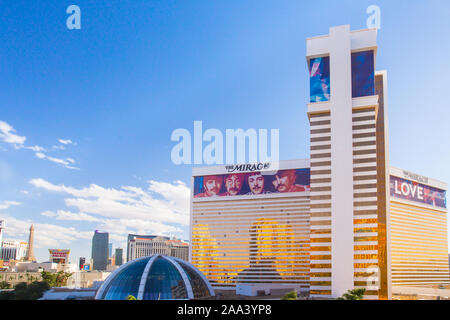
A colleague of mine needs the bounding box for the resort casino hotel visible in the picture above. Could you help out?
[189,25,449,299]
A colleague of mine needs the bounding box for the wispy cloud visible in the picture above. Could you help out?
[35,152,79,170]
[0,214,92,248]
[41,210,102,222]
[0,120,78,170]
[30,178,190,238]
[58,139,73,145]
[0,200,21,210]
[0,121,26,145]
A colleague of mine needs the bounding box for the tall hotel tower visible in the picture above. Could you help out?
[190,25,448,300]
[306,25,389,299]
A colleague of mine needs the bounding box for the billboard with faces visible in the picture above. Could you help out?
[193,168,310,198]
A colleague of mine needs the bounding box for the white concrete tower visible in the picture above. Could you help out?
[307,26,386,299]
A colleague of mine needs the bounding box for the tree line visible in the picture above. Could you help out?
[0,270,72,300]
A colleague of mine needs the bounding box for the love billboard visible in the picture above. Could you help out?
[390,175,446,209]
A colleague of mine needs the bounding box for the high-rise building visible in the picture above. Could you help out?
[79,257,86,270]
[25,224,36,262]
[108,243,112,258]
[190,25,449,300]
[126,234,156,262]
[114,248,123,266]
[91,230,109,271]
[127,235,189,261]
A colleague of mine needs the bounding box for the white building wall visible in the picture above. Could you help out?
[329,25,355,298]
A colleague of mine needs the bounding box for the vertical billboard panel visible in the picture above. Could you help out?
[352,50,375,98]
[309,56,330,103]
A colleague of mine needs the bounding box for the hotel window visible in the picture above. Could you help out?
[309,56,330,103]
[351,50,375,98]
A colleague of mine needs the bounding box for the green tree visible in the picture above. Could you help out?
[0,281,10,289]
[126,295,137,300]
[55,271,72,287]
[337,288,366,300]
[40,271,72,287]
[281,291,298,300]
[13,281,50,300]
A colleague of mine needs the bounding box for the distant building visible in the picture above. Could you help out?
[65,270,110,289]
[49,249,70,264]
[126,234,157,262]
[16,261,67,272]
[0,269,108,289]
[168,239,189,261]
[108,243,112,258]
[114,248,123,266]
[79,257,86,270]
[91,231,109,271]
[0,240,28,261]
[127,235,189,261]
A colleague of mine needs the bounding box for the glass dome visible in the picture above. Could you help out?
[95,255,215,300]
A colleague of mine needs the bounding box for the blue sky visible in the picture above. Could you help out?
[1,1,449,263]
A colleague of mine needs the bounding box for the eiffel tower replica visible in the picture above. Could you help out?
[25,224,37,262]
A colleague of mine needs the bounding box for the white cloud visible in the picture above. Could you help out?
[0,200,21,210]
[0,120,77,170]
[24,145,46,152]
[34,152,79,170]
[58,139,73,145]
[40,210,101,222]
[35,152,46,159]
[41,210,57,217]
[0,214,92,249]
[30,178,190,238]
[0,121,26,145]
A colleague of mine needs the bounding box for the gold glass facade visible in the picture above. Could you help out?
[390,199,450,287]
[352,106,380,299]
[191,196,310,289]
[374,72,389,299]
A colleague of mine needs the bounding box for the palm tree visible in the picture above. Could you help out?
[281,291,298,300]
[337,288,366,300]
